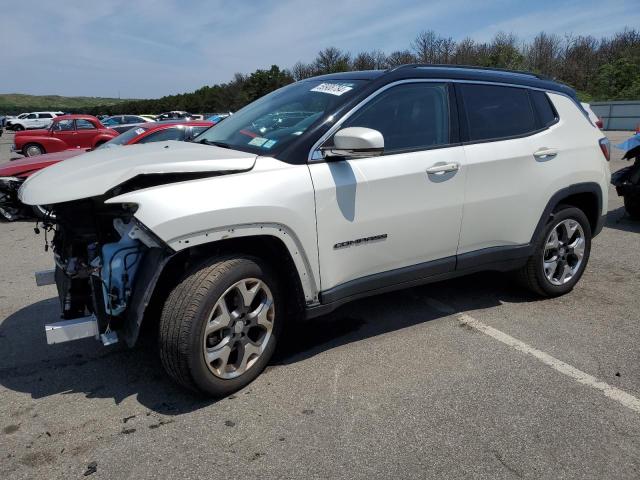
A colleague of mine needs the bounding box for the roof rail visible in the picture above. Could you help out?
[387,64,553,81]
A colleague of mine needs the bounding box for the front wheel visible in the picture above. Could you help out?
[623,193,640,219]
[22,143,44,157]
[518,206,592,297]
[158,256,282,397]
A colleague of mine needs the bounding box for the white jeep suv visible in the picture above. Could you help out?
[19,65,611,396]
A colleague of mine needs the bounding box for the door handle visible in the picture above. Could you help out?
[533,147,558,159]
[426,162,459,175]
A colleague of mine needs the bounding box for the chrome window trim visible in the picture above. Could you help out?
[307,78,581,163]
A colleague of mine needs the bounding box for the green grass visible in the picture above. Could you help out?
[0,93,138,114]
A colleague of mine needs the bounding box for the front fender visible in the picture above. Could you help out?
[106,156,321,303]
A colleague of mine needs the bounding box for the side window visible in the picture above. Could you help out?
[338,83,450,153]
[27,114,37,119]
[76,119,96,130]
[39,113,53,119]
[136,127,186,144]
[125,116,142,123]
[459,84,537,141]
[52,119,75,131]
[530,90,558,127]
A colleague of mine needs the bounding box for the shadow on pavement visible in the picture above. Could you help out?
[605,207,640,234]
[0,271,539,414]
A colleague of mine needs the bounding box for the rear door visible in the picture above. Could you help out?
[309,81,467,293]
[37,113,53,128]
[456,83,559,257]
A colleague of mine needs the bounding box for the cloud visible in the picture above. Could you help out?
[0,0,637,98]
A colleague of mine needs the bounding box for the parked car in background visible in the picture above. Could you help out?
[9,112,65,131]
[155,111,197,121]
[101,115,153,127]
[138,115,157,122]
[101,115,155,134]
[0,120,213,220]
[206,112,232,123]
[581,103,603,129]
[12,115,118,156]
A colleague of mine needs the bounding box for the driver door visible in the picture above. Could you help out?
[308,82,466,295]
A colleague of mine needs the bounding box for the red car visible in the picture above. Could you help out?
[12,115,118,157]
[0,120,214,220]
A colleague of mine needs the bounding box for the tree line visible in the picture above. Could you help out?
[95,28,640,115]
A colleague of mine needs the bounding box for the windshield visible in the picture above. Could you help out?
[193,79,366,154]
[97,126,150,149]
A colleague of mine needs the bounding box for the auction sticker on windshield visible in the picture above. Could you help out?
[248,137,269,147]
[311,83,354,96]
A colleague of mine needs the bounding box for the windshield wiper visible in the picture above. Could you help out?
[199,139,232,149]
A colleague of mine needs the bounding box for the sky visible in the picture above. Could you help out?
[0,0,638,99]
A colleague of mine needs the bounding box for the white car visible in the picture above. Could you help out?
[19,66,611,397]
[10,111,64,130]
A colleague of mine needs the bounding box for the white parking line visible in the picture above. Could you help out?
[426,298,640,415]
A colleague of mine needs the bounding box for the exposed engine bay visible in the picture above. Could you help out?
[43,199,170,345]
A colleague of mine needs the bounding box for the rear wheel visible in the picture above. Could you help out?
[158,256,282,397]
[518,206,591,297]
[23,143,44,157]
[623,193,640,219]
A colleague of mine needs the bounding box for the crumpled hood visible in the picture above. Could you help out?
[0,150,84,178]
[19,140,257,205]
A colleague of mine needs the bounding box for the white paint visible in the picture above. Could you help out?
[456,312,640,415]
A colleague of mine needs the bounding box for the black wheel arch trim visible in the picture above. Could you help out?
[531,182,604,240]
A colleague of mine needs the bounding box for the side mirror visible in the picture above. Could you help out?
[322,127,384,159]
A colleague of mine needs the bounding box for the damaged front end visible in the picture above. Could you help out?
[0,176,29,221]
[39,199,174,346]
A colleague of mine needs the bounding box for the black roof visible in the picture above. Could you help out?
[312,64,577,99]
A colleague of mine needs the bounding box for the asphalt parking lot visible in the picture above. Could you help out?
[1,130,639,479]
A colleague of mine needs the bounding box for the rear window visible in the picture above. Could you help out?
[530,90,558,127]
[459,84,537,142]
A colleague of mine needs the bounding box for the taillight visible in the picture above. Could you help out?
[596,118,603,129]
[599,138,610,161]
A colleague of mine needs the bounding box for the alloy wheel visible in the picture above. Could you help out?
[203,278,275,379]
[542,219,586,286]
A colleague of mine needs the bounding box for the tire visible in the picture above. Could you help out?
[22,143,44,157]
[623,193,640,219]
[158,256,282,397]
[518,206,592,297]
[13,124,24,131]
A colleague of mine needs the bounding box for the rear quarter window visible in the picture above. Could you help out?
[459,84,537,142]
[530,90,558,127]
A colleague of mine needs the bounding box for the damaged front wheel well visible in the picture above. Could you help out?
[134,235,306,345]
